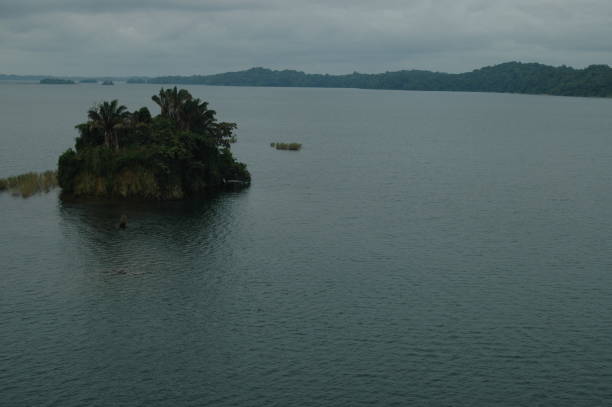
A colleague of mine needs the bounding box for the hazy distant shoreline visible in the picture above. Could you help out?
[3,61,612,97]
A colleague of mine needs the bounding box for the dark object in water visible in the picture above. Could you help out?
[119,214,128,229]
[270,142,302,151]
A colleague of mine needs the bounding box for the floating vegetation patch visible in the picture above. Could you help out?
[271,142,302,151]
[0,171,58,198]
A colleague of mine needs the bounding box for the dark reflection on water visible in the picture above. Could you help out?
[2,189,257,406]
[58,193,238,277]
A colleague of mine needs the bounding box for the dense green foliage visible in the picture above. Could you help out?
[58,88,250,200]
[144,62,612,97]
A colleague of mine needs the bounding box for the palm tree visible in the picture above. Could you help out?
[87,100,128,150]
[151,88,235,144]
[151,89,171,117]
[179,98,216,131]
[171,88,192,122]
[152,87,193,122]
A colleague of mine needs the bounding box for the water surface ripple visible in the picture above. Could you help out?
[1,84,612,406]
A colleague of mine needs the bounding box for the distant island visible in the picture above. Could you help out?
[141,62,612,98]
[101,80,114,86]
[5,61,612,97]
[40,78,75,85]
[58,87,250,200]
[0,74,140,83]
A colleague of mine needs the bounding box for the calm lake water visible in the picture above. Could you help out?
[2,83,612,406]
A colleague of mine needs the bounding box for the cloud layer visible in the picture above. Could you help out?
[2,0,612,75]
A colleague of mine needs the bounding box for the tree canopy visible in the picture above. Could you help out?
[58,88,250,200]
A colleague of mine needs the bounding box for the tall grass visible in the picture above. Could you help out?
[270,142,302,151]
[0,170,58,198]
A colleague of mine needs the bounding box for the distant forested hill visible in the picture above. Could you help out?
[143,62,612,97]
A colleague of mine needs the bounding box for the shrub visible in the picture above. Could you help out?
[57,149,81,192]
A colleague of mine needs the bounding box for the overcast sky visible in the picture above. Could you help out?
[1,0,612,76]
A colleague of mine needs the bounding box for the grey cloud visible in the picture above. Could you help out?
[1,0,612,76]
[0,0,268,18]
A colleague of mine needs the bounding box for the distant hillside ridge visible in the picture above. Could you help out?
[142,62,612,97]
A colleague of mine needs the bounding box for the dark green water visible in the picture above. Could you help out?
[2,83,612,406]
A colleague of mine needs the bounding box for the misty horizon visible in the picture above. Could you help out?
[3,60,612,79]
[2,0,612,77]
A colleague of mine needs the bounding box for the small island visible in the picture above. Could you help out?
[271,142,302,151]
[79,79,97,83]
[58,87,250,200]
[40,78,75,85]
[102,80,114,86]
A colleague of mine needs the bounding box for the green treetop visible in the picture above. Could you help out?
[58,88,250,200]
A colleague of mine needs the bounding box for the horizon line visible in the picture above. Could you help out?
[2,60,611,80]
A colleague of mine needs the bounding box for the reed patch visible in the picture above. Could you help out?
[0,171,58,198]
[270,142,302,151]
